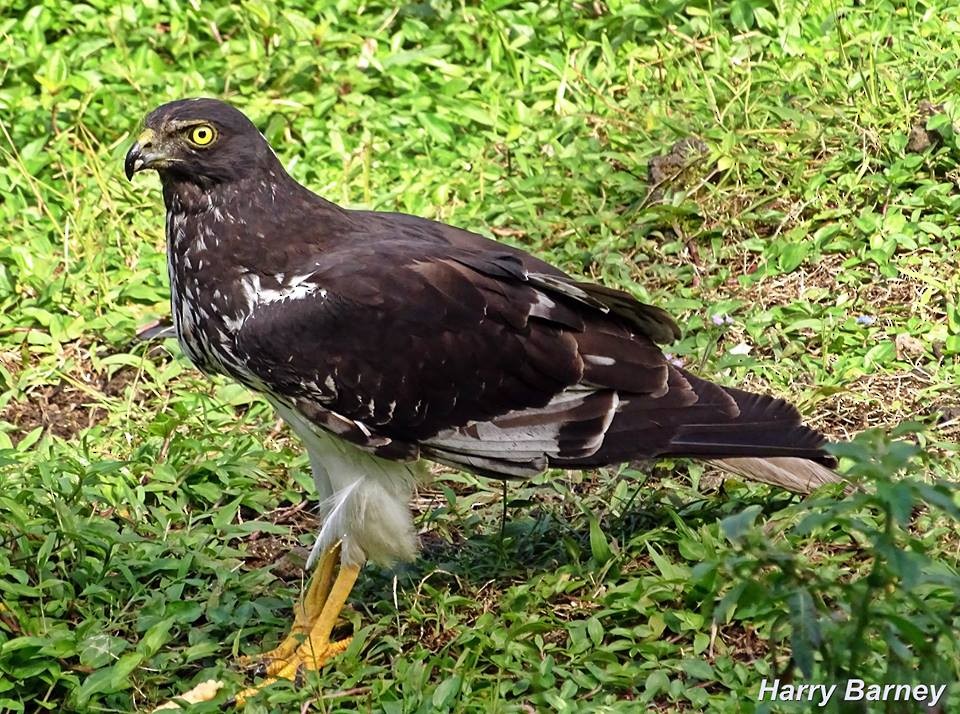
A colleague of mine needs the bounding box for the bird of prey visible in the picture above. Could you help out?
[125,98,840,703]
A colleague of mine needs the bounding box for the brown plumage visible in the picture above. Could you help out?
[127,97,843,703]
[126,97,841,567]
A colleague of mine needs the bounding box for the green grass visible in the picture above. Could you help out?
[2,0,960,711]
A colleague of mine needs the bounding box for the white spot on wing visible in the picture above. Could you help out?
[583,354,616,367]
[533,292,556,309]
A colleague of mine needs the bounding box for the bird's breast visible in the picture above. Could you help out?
[165,209,253,381]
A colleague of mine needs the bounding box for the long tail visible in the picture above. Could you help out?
[557,369,844,494]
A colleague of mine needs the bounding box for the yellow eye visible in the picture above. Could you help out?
[189,124,216,146]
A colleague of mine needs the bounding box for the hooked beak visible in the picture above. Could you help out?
[124,128,160,180]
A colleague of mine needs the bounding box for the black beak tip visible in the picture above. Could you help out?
[124,145,142,181]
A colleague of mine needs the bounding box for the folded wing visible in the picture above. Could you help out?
[232,230,835,490]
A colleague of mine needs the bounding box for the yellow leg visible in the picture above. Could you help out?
[235,548,361,707]
[238,542,341,671]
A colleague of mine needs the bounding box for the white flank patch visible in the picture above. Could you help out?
[271,400,419,567]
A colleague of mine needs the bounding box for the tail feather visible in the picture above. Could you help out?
[555,367,842,494]
[711,457,845,495]
[669,421,831,461]
[666,376,836,465]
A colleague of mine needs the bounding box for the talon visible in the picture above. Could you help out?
[231,544,361,707]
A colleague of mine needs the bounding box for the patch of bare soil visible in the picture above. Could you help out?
[730,252,923,315]
[244,537,312,580]
[417,623,459,653]
[740,363,958,447]
[724,251,959,444]
[907,100,947,153]
[0,342,139,443]
[241,501,320,579]
[717,622,770,664]
[646,137,710,203]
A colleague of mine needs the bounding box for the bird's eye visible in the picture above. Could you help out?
[188,124,217,146]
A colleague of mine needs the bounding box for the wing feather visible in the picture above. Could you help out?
[230,218,833,483]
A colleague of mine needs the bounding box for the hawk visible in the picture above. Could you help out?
[125,98,840,703]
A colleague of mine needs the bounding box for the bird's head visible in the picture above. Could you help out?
[125,98,276,185]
